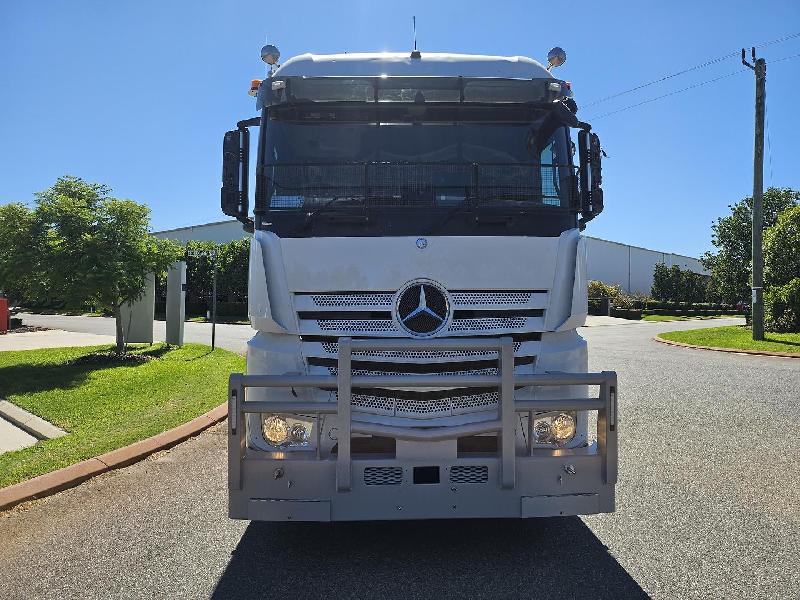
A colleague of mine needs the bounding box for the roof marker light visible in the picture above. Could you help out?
[248,79,262,97]
[547,47,567,71]
[261,44,280,65]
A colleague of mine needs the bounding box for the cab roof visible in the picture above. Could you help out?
[273,52,553,79]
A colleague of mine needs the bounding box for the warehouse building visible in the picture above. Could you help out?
[154,219,706,295]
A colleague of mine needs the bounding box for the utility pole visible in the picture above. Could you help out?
[742,47,766,340]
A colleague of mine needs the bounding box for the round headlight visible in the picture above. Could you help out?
[263,415,289,445]
[551,412,576,443]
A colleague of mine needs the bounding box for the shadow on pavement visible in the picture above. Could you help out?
[212,517,649,600]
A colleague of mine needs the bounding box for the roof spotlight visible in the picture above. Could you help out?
[547,47,566,71]
[261,44,280,65]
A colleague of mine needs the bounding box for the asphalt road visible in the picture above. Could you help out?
[1,316,798,599]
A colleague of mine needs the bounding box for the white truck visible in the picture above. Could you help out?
[220,44,617,522]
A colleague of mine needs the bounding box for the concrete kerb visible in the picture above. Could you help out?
[654,335,800,359]
[0,400,68,440]
[0,403,227,512]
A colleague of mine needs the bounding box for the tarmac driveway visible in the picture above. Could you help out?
[1,317,797,599]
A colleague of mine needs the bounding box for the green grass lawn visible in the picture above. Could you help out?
[185,316,250,325]
[642,314,744,322]
[658,326,800,354]
[0,343,244,487]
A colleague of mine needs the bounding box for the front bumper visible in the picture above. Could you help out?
[228,337,617,521]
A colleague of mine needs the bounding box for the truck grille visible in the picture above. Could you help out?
[296,288,544,419]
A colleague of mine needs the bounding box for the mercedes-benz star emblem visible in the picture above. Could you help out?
[396,281,450,337]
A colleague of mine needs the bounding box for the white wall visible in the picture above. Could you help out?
[585,237,707,294]
[154,220,706,295]
[153,220,249,244]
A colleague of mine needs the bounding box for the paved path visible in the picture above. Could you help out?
[0,329,116,351]
[2,317,797,599]
[0,416,37,452]
[17,314,251,355]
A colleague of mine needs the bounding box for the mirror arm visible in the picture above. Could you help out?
[237,117,261,129]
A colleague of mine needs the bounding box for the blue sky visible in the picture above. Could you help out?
[1,0,798,257]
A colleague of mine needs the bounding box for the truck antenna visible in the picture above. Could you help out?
[411,16,421,58]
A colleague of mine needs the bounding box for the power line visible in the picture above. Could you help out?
[582,31,800,108]
[586,52,800,121]
[586,69,747,120]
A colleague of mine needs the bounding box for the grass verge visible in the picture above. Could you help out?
[642,314,743,322]
[657,326,800,354]
[0,343,244,487]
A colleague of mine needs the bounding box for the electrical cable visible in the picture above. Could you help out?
[586,52,800,121]
[586,69,747,120]
[582,31,800,108]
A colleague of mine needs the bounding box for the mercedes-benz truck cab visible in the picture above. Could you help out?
[221,45,617,522]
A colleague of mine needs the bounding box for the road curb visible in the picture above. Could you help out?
[0,403,227,512]
[653,335,800,358]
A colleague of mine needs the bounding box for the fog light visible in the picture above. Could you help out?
[532,411,577,446]
[289,423,310,445]
[533,419,551,443]
[263,415,289,445]
[551,412,577,443]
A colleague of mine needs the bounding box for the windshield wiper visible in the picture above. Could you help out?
[290,196,367,234]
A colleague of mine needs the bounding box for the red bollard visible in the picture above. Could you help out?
[0,298,8,333]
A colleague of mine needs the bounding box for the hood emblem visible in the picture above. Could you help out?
[396,281,450,337]
[416,237,428,249]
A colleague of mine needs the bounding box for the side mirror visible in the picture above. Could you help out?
[221,128,250,222]
[577,130,604,228]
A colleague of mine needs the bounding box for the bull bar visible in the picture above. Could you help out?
[228,336,617,497]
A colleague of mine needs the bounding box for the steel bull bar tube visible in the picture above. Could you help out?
[228,337,617,496]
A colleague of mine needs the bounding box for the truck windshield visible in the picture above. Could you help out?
[257,103,578,237]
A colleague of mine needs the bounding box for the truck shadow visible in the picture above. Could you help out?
[212,516,649,599]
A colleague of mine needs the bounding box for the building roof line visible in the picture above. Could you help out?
[153,219,702,262]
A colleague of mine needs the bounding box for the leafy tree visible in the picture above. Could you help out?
[765,278,800,333]
[651,263,707,303]
[763,205,800,332]
[702,187,799,304]
[26,176,181,352]
[650,263,671,301]
[764,205,800,288]
[0,203,48,303]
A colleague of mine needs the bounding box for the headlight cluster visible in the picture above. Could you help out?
[532,411,577,446]
[262,415,312,447]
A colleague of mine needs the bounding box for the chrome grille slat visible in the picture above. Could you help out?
[316,319,398,333]
[340,391,500,418]
[450,292,533,305]
[329,367,500,378]
[319,342,522,360]
[448,317,527,332]
[311,293,393,307]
